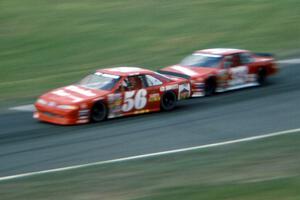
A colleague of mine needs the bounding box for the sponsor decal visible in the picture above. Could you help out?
[134,109,150,114]
[229,66,249,86]
[166,84,178,91]
[160,86,165,92]
[178,83,191,100]
[217,69,229,88]
[148,93,160,102]
[122,89,147,112]
[108,94,122,117]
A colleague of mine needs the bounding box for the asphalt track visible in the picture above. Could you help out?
[0,62,299,177]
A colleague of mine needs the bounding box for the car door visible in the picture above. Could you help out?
[224,54,249,87]
[143,74,164,110]
[106,75,148,118]
[239,52,257,83]
[118,75,149,115]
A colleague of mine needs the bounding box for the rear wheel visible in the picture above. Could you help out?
[91,101,108,122]
[204,78,216,96]
[257,68,267,86]
[161,92,177,111]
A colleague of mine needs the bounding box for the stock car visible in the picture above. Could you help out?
[34,67,191,125]
[158,48,278,97]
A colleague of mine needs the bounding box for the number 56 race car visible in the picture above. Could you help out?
[158,48,278,97]
[34,67,191,125]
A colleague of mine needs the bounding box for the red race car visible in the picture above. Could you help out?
[159,48,278,97]
[34,67,191,125]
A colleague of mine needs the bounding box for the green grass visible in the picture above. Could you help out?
[1,0,300,107]
[1,132,300,200]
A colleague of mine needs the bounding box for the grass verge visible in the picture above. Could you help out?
[1,0,300,108]
[0,131,300,200]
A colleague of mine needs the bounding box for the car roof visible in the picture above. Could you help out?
[195,48,249,56]
[97,66,154,76]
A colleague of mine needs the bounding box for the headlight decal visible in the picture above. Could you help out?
[57,105,78,110]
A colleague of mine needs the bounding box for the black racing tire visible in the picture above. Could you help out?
[257,68,267,86]
[204,78,217,96]
[90,101,108,122]
[161,91,177,111]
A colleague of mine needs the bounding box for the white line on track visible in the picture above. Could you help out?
[8,58,300,112]
[276,58,300,64]
[0,127,299,182]
[9,104,35,112]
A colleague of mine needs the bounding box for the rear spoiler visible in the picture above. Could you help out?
[254,52,274,58]
[157,70,191,80]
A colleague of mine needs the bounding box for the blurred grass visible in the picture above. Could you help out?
[1,132,300,200]
[1,0,300,107]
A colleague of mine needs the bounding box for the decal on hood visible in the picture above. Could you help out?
[65,85,96,97]
[171,65,198,76]
[51,89,83,103]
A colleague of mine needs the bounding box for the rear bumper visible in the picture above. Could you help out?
[190,82,205,97]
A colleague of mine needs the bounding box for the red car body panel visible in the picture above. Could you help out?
[34,67,191,125]
[159,48,278,97]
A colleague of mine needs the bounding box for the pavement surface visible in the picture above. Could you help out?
[0,62,299,177]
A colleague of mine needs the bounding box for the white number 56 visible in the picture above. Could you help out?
[122,89,147,112]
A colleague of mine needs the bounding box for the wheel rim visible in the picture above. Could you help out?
[92,103,106,122]
[164,95,174,107]
[162,93,176,110]
[205,86,213,95]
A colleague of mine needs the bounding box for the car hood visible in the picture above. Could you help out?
[38,85,110,105]
[160,65,219,79]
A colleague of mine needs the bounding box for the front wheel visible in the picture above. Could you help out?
[161,92,177,111]
[90,101,108,122]
[204,78,216,96]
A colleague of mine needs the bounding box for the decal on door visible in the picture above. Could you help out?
[178,83,191,100]
[122,89,148,112]
[108,93,123,118]
[148,93,160,102]
[229,66,249,86]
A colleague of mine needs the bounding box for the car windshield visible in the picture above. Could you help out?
[180,53,222,67]
[78,72,120,90]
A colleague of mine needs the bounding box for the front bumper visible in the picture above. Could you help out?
[34,104,90,125]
